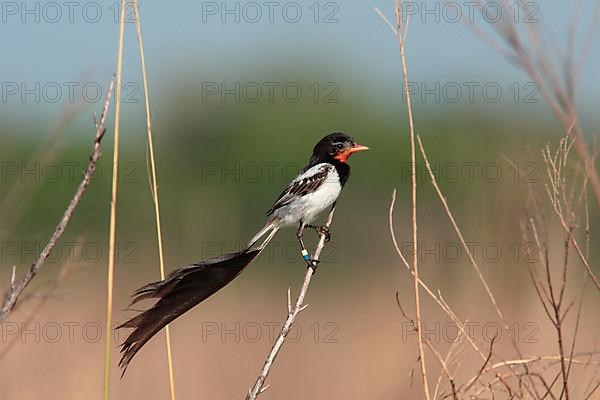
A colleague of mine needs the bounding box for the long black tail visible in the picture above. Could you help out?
[117,224,278,375]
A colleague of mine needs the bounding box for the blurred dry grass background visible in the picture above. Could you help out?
[1,119,598,398]
[1,0,600,399]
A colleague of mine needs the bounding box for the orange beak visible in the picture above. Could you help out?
[334,144,369,163]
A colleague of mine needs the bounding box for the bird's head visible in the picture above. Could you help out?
[313,132,369,164]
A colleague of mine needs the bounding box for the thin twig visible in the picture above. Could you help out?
[518,131,596,398]
[458,335,497,396]
[395,294,458,400]
[0,77,115,321]
[0,232,88,359]
[416,134,504,320]
[245,206,336,400]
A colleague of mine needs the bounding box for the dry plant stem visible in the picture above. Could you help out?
[540,138,599,289]
[417,134,542,398]
[437,294,527,398]
[104,2,126,399]
[466,1,600,206]
[545,184,599,290]
[517,135,596,400]
[527,219,569,399]
[458,336,496,395]
[568,193,591,383]
[393,1,431,398]
[395,296,458,400]
[415,134,503,320]
[528,136,594,399]
[0,78,115,322]
[383,5,597,397]
[489,354,600,370]
[245,206,336,400]
[132,2,177,399]
[553,236,570,400]
[0,233,87,359]
[390,157,526,395]
[389,191,521,398]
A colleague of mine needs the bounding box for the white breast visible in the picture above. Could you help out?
[273,163,341,226]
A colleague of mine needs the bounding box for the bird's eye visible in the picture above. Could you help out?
[336,143,344,150]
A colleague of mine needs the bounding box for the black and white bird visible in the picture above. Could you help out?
[118,132,368,373]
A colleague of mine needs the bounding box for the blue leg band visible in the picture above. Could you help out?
[301,249,310,261]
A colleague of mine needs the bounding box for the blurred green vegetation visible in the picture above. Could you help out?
[0,71,598,305]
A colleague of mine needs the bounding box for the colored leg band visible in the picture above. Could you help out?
[301,249,310,261]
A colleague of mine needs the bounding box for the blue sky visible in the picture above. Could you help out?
[1,0,599,122]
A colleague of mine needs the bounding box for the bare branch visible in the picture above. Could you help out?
[0,77,115,321]
[245,206,336,400]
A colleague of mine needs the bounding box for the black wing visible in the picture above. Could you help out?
[267,164,332,215]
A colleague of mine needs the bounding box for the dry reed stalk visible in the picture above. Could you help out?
[378,5,523,396]
[416,134,544,398]
[389,1,432,398]
[132,1,177,398]
[395,295,459,400]
[383,1,599,396]
[104,1,126,398]
[389,189,516,383]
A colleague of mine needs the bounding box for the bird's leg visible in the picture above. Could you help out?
[296,222,319,272]
[306,224,331,242]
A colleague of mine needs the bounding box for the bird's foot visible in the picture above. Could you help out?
[309,259,320,273]
[308,225,331,242]
[301,249,320,273]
